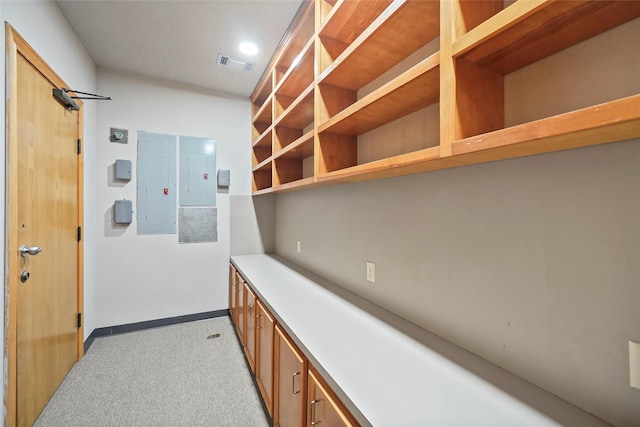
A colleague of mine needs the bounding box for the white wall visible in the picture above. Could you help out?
[272,17,640,427]
[1,0,98,418]
[95,69,253,327]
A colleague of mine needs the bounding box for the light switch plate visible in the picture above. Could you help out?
[630,340,640,389]
[366,261,376,283]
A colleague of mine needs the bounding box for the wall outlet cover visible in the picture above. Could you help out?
[366,261,376,283]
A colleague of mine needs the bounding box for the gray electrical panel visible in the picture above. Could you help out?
[115,159,132,180]
[137,132,177,234]
[179,136,216,206]
[217,169,230,188]
[114,199,133,224]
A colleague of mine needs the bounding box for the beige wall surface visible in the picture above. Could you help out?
[272,17,640,427]
[275,138,640,426]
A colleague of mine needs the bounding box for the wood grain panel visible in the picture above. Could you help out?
[307,367,358,427]
[274,325,307,427]
[275,126,305,152]
[256,301,275,416]
[319,0,393,45]
[319,0,440,90]
[275,37,315,98]
[244,285,257,373]
[319,53,440,135]
[275,84,315,130]
[457,1,640,74]
[317,133,357,173]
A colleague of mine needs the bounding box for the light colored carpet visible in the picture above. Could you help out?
[35,316,269,427]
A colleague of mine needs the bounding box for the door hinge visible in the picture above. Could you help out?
[77,313,82,328]
[77,226,82,242]
[77,139,82,155]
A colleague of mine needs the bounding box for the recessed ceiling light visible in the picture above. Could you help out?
[239,42,258,56]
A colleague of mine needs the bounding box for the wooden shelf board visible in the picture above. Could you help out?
[271,176,317,193]
[318,0,439,90]
[274,38,315,98]
[273,1,315,71]
[252,94,273,124]
[252,157,273,173]
[274,129,314,160]
[252,186,275,196]
[318,53,440,135]
[253,127,273,149]
[454,1,640,74]
[319,0,393,45]
[251,71,274,105]
[452,94,640,160]
[317,146,440,183]
[274,84,314,129]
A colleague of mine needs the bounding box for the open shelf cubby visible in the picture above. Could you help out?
[446,1,640,162]
[250,0,640,194]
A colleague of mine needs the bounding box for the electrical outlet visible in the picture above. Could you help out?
[630,340,640,389]
[296,240,301,253]
[366,261,375,283]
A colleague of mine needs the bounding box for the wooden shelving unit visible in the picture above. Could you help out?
[318,53,440,135]
[250,0,640,195]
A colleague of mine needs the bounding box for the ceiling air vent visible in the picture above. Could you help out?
[216,54,255,72]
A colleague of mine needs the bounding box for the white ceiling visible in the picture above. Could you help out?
[55,0,303,98]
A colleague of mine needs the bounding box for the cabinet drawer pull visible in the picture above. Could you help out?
[292,372,301,395]
[310,399,321,425]
[255,314,262,329]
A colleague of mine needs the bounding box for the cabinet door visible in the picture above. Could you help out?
[229,265,237,324]
[237,279,245,342]
[274,325,307,427]
[307,369,357,427]
[244,284,257,372]
[256,300,275,415]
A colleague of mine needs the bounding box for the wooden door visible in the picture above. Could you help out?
[237,279,245,342]
[244,284,257,372]
[274,325,307,427]
[307,369,357,427]
[256,300,275,415]
[6,26,83,426]
[229,265,237,323]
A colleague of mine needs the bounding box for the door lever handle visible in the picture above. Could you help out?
[19,245,42,257]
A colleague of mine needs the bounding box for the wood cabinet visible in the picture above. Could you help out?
[256,299,275,416]
[244,283,257,372]
[229,266,239,324]
[251,0,640,195]
[274,325,307,427]
[230,263,359,426]
[307,368,356,427]
[237,277,245,342]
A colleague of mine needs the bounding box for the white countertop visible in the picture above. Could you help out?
[231,254,608,427]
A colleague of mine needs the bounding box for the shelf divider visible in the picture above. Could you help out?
[318,52,440,135]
